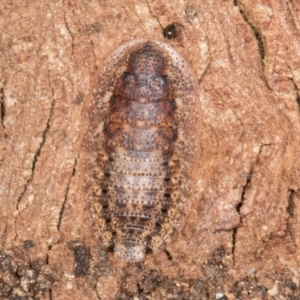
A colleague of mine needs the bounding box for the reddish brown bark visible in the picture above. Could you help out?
[1,0,300,299]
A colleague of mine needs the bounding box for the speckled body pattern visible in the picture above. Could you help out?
[82,39,201,262]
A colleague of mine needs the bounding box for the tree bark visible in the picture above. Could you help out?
[1,0,300,299]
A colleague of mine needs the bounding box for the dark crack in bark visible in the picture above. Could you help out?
[95,290,101,300]
[198,60,212,85]
[286,189,296,245]
[164,249,172,261]
[232,143,270,261]
[62,0,75,56]
[0,87,5,128]
[233,1,265,59]
[233,0,272,90]
[288,77,300,111]
[145,0,163,30]
[16,70,55,211]
[232,167,253,263]
[57,158,77,230]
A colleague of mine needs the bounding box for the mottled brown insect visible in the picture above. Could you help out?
[81,39,201,262]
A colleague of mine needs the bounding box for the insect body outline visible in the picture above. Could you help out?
[82,39,201,262]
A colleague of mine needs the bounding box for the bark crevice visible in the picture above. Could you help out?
[16,70,55,211]
[57,158,78,230]
[234,0,265,60]
[62,0,75,56]
[145,0,163,30]
[0,87,5,128]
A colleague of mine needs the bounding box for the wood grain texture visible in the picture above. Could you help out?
[0,0,299,299]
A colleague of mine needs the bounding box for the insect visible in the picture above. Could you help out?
[81,39,201,262]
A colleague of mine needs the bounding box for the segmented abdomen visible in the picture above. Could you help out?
[83,40,200,262]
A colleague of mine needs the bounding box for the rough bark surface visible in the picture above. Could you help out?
[1,0,300,299]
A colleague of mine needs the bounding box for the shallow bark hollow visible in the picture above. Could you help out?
[84,40,201,262]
